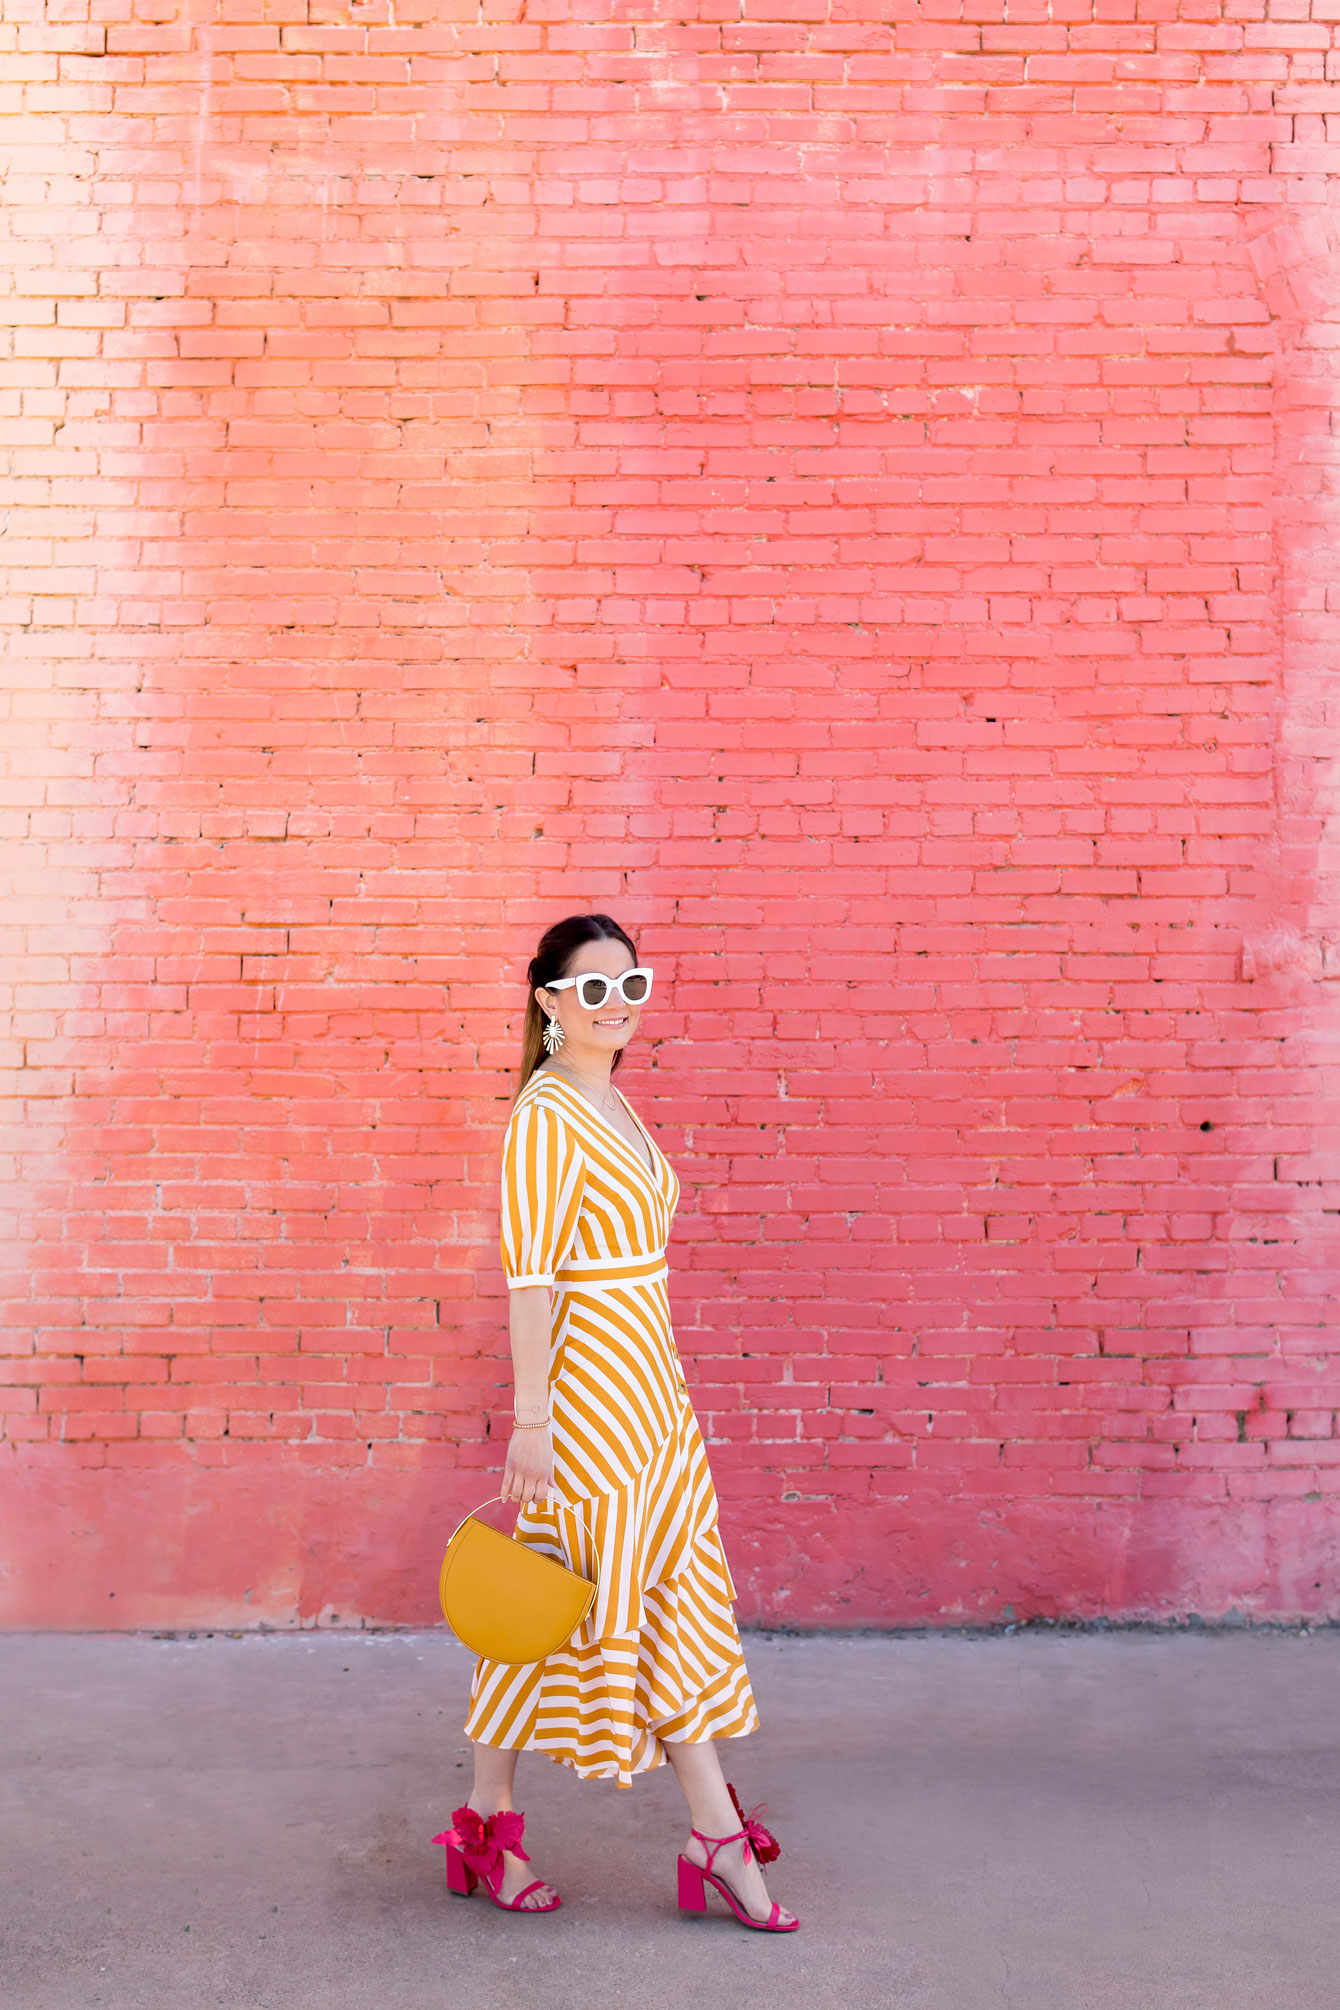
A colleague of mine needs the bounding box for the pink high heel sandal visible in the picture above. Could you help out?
[432,1805,561,1915]
[676,1784,799,1934]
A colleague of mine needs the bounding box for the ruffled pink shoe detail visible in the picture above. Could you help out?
[727,1782,781,1865]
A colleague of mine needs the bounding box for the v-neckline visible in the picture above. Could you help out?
[540,1071,661,1189]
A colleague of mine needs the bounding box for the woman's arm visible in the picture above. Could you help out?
[501,1284,554,1507]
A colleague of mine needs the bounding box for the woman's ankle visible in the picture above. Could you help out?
[689,1805,740,1846]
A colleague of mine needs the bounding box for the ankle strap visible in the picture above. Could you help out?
[690,1825,751,1873]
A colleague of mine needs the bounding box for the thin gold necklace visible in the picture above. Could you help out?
[551,1061,650,1165]
[550,1058,618,1119]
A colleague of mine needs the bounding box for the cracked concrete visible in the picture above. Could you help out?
[2,1628,1338,2010]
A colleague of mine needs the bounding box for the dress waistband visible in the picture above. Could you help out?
[553,1252,669,1291]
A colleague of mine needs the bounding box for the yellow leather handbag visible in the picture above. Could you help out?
[438,1495,597,1666]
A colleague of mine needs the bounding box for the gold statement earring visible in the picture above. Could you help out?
[542,1014,565,1055]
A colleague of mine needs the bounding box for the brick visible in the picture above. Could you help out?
[1,0,1338,1632]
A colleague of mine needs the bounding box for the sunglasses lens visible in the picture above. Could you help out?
[622,972,649,1002]
[577,976,610,1008]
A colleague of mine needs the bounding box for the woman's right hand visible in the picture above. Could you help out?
[502,1426,553,1507]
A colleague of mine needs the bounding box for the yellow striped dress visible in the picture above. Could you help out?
[463,1067,759,1787]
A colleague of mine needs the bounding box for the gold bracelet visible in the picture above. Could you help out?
[511,1418,550,1431]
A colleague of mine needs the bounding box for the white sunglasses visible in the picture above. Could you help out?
[544,967,654,1010]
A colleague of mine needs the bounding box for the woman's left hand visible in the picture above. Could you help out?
[502,1424,553,1507]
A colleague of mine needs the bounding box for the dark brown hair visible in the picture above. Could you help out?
[517,913,640,1096]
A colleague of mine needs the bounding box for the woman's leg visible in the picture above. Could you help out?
[467,1741,557,1909]
[663,1737,796,1927]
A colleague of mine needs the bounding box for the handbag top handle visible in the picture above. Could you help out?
[449,1493,600,1581]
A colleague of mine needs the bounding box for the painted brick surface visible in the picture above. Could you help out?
[3,0,1340,1629]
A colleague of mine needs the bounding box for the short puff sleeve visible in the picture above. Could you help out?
[499,1093,585,1289]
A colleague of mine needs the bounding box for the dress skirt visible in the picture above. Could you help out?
[463,1404,759,1787]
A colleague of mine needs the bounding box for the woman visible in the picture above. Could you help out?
[436,913,797,1933]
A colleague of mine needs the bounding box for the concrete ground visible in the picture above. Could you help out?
[2,1629,1338,2010]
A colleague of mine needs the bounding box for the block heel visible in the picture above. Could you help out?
[441,1839,477,1897]
[677,1855,708,1911]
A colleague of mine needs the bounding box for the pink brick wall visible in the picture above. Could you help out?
[4,0,1340,1629]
